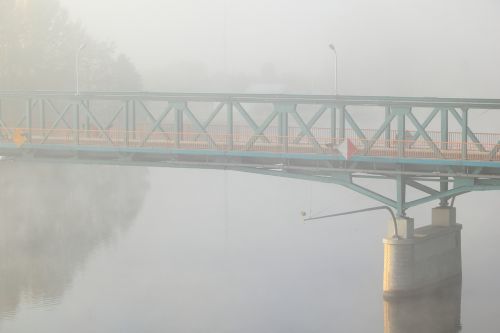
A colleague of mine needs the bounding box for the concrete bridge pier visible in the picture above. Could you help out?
[383,207,462,298]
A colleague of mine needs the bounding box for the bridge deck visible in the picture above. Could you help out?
[3,126,500,164]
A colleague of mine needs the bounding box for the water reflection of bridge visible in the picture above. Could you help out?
[384,281,462,333]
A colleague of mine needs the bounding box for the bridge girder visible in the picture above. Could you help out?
[1,91,500,215]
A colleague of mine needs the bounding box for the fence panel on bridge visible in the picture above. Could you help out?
[1,92,500,164]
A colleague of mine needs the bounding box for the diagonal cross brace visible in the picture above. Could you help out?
[40,104,74,144]
[290,111,323,152]
[0,100,13,138]
[344,108,368,147]
[404,187,471,209]
[449,108,486,152]
[181,104,218,148]
[293,105,328,144]
[406,179,439,195]
[140,106,173,147]
[489,142,500,160]
[342,182,398,208]
[80,102,115,145]
[46,99,72,129]
[407,110,445,159]
[408,108,440,148]
[137,100,171,141]
[234,103,271,144]
[104,106,125,130]
[194,102,225,141]
[362,110,397,155]
[244,111,278,150]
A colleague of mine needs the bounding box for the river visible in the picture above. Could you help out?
[0,164,498,332]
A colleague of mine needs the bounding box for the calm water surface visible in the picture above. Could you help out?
[0,165,499,332]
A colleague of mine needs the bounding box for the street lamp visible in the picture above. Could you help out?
[75,43,87,95]
[328,43,338,95]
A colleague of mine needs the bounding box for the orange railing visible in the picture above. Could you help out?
[2,126,500,162]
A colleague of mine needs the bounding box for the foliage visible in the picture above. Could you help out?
[0,0,141,91]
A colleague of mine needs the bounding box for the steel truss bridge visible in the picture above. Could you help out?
[1,91,500,215]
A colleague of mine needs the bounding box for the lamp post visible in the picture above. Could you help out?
[75,43,87,95]
[328,44,338,95]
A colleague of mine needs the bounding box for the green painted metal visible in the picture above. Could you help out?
[384,107,391,148]
[245,110,278,150]
[344,108,367,146]
[441,109,448,150]
[339,104,346,142]
[276,103,292,152]
[194,102,224,142]
[290,110,322,152]
[125,100,130,147]
[408,110,444,159]
[363,109,395,154]
[439,177,449,207]
[227,101,233,150]
[74,103,80,145]
[395,107,407,157]
[408,108,440,146]
[293,105,327,144]
[461,108,468,159]
[1,91,500,215]
[330,104,337,146]
[396,175,406,216]
[449,108,486,152]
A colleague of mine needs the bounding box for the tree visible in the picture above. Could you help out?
[0,0,141,91]
[0,1,148,317]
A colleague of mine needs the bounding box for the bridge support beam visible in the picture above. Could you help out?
[383,207,462,298]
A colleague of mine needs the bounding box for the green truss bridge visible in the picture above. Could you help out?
[1,91,500,217]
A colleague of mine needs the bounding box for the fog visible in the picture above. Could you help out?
[60,0,500,96]
[1,0,500,332]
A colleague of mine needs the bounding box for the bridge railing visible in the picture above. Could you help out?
[2,126,500,162]
[1,93,500,163]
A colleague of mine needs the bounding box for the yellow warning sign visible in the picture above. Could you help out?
[12,128,27,147]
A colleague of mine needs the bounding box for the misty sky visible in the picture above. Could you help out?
[58,0,500,96]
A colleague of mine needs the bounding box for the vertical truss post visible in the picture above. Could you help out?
[40,99,46,137]
[132,100,137,139]
[440,109,449,206]
[281,110,289,152]
[125,100,130,147]
[74,101,80,145]
[339,104,345,143]
[441,109,448,150]
[440,177,449,207]
[394,107,408,158]
[83,100,90,138]
[26,99,33,143]
[227,101,233,150]
[175,103,184,148]
[439,109,450,207]
[461,108,468,160]
[276,103,294,153]
[385,106,392,148]
[85,101,91,138]
[331,104,337,145]
[396,174,406,216]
